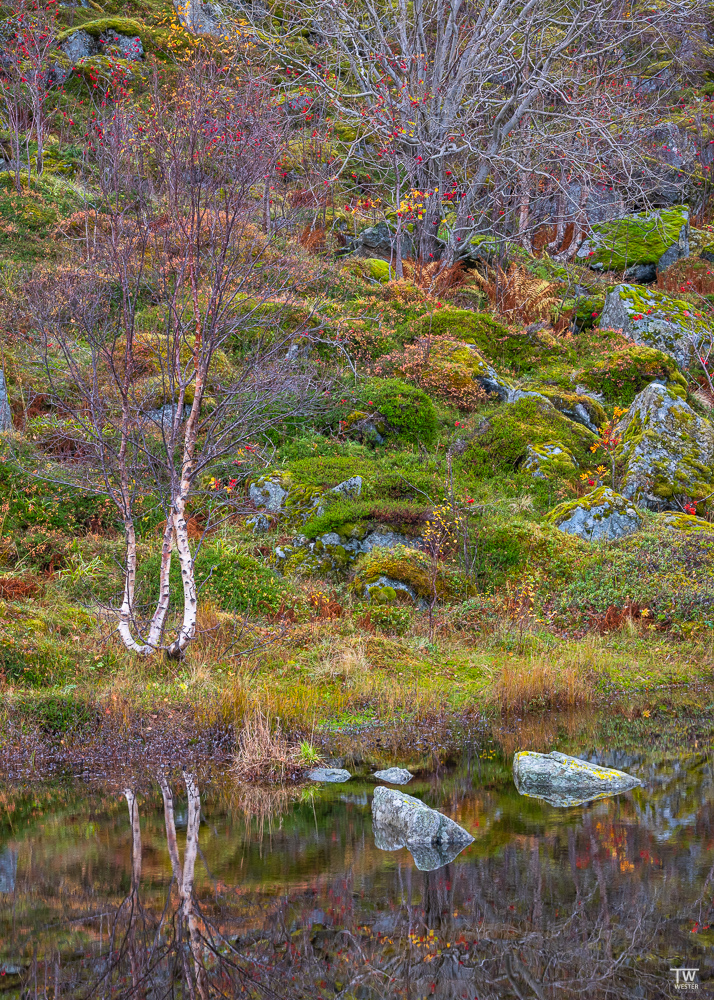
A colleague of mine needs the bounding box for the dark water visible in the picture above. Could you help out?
[1,751,714,999]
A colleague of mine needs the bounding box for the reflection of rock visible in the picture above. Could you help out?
[373,767,413,784]
[513,750,640,803]
[372,823,471,871]
[517,789,624,808]
[371,786,473,872]
[308,767,351,783]
[0,848,16,893]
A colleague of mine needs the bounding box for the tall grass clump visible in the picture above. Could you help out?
[233,708,322,782]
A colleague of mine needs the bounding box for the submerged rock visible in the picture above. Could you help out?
[617,382,714,508]
[513,750,640,807]
[599,283,711,368]
[373,767,413,785]
[308,767,351,783]
[546,487,642,541]
[371,786,473,868]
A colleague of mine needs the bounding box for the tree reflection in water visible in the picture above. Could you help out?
[3,759,714,999]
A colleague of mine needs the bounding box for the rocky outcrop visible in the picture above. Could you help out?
[617,382,714,508]
[174,0,225,35]
[546,487,642,541]
[513,750,641,807]
[523,442,578,481]
[371,786,473,871]
[576,206,689,271]
[275,528,420,580]
[373,767,413,784]
[60,27,144,62]
[249,477,288,513]
[250,474,362,520]
[600,284,711,368]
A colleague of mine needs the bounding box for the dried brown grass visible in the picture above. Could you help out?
[233,708,311,783]
[494,657,592,715]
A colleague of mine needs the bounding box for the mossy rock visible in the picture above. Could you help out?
[576,206,689,269]
[599,283,713,368]
[351,544,471,602]
[577,343,687,405]
[523,442,578,481]
[546,487,642,541]
[534,389,607,432]
[655,512,714,533]
[617,382,714,507]
[461,396,598,479]
[420,309,569,373]
[353,378,437,447]
[57,18,166,52]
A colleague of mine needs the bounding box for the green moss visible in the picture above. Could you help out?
[523,442,578,480]
[461,396,597,479]
[534,389,607,429]
[57,18,167,52]
[363,258,391,283]
[583,206,688,269]
[545,487,630,523]
[656,512,714,532]
[356,377,437,447]
[578,343,687,404]
[420,308,574,374]
[352,544,469,601]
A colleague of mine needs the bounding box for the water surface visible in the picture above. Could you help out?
[1,750,713,998]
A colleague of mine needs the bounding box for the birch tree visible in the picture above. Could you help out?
[26,54,330,659]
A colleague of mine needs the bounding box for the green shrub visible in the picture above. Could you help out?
[359,603,413,635]
[578,344,687,405]
[138,544,296,615]
[0,639,76,687]
[355,378,437,446]
[420,308,573,373]
[17,693,96,736]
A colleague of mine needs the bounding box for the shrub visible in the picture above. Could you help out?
[578,343,687,405]
[16,693,97,736]
[372,336,490,410]
[138,544,296,615]
[359,603,413,635]
[355,377,437,446]
[420,308,572,373]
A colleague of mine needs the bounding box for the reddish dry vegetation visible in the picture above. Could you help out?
[0,576,40,598]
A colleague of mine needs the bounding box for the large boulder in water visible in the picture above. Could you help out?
[617,382,714,509]
[371,786,473,870]
[599,283,711,368]
[514,751,640,807]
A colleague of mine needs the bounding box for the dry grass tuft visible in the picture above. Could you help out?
[494,657,592,715]
[229,783,305,840]
[233,708,317,783]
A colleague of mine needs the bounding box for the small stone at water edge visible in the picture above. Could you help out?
[373,767,413,784]
[308,767,351,783]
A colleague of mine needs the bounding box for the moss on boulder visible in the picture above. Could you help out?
[523,442,579,480]
[576,343,687,405]
[351,544,471,602]
[617,382,714,507]
[655,512,714,533]
[546,488,642,541]
[576,206,689,269]
[462,395,598,479]
[599,283,712,368]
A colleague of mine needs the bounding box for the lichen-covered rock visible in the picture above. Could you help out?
[373,767,413,784]
[576,206,689,269]
[523,442,578,480]
[534,390,607,433]
[655,512,714,532]
[101,30,144,60]
[546,487,642,541]
[275,527,421,579]
[330,476,362,500]
[576,343,687,405]
[352,544,466,601]
[599,284,712,368]
[61,30,97,61]
[372,786,472,842]
[175,0,225,36]
[616,382,714,508]
[364,575,418,605]
[513,751,640,807]
[249,477,288,512]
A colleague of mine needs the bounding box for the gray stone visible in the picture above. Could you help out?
[331,475,362,500]
[364,574,418,603]
[373,767,413,784]
[616,382,714,509]
[0,371,11,432]
[599,284,711,368]
[246,513,269,533]
[175,0,224,35]
[61,29,97,61]
[624,262,657,283]
[361,530,418,552]
[373,823,471,871]
[249,477,288,512]
[657,242,686,274]
[371,787,473,871]
[308,767,351,783]
[548,487,642,541]
[101,30,144,61]
[513,750,640,806]
[522,443,577,480]
[0,848,16,893]
[142,402,189,430]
